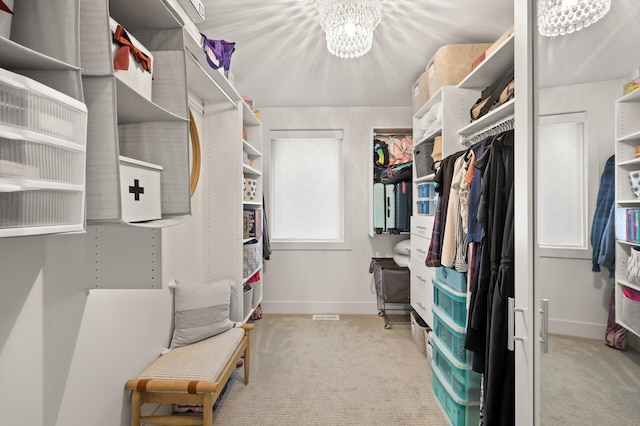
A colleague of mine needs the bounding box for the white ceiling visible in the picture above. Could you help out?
[198,0,640,108]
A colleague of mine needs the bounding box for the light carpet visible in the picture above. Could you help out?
[209,315,640,425]
[211,314,449,425]
[540,333,640,426]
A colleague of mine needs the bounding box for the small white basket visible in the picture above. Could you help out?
[243,240,260,279]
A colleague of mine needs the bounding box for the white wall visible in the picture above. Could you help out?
[259,107,413,314]
[0,104,207,426]
[537,79,621,338]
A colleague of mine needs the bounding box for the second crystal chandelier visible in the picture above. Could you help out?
[537,0,611,37]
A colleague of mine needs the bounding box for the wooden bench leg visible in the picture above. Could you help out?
[203,392,214,425]
[130,390,142,426]
[244,338,250,385]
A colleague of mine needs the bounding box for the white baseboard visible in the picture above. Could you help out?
[261,301,379,315]
[549,318,606,340]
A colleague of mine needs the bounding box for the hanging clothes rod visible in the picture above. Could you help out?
[460,114,515,146]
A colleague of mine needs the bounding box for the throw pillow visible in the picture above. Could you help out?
[170,279,235,349]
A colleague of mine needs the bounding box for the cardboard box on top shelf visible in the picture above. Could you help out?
[412,72,430,113]
[484,25,515,59]
[426,43,491,96]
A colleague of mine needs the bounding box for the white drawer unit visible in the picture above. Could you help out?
[411,258,434,327]
[411,214,434,238]
[411,232,430,263]
[411,281,434,328]
[410,214,435,326]
[0,68,87,237]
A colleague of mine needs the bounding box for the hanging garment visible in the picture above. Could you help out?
[465,131,514,375]
[467,136,494,244]
[441,153,467,268]
[453,150,475,272]
[425,150,466,267]
[262,196,272,260]
[484,185,515,426]
[590,155,615,276]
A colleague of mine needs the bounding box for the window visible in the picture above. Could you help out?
[536,112,588,253]
[269,130,348,250]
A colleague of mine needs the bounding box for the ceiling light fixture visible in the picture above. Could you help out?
[537,0,611,37]
[315,0,383,59]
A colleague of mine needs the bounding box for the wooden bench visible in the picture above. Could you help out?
[125,323,253,425]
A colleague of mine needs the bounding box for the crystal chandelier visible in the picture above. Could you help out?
[537,0,611,37]
[315,0,383,59]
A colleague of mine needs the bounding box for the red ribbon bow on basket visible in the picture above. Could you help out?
[112,25,152,73]
[0,1,14,14]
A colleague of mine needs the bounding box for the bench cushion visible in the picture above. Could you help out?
[139,327,244,382]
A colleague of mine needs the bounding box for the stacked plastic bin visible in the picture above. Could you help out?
[431,267,481,426]
[416,182,437,215]
[0,68,87,237]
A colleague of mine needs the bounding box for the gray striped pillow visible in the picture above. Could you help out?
[170,279,235,349]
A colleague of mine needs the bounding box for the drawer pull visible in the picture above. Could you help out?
[417,275,426,283]
[417,302,426,310]
[416,248,426,255]
[417,226,426,230]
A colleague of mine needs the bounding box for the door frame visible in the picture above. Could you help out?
[514,0,536,424]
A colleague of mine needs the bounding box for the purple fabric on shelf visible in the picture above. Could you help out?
[201,34,235,72]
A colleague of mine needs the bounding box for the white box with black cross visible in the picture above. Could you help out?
[119,156,162,223]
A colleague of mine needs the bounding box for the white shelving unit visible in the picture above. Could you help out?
[410,31,514,426]
[199,71,263,323]
[614,88,640,337]
[409,85,477,327]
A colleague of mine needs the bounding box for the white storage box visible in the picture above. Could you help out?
[110,17,154,101]
[618,283,640,336]
[0,0,13,39]
[119,156,162,222]
[0,68,88,144]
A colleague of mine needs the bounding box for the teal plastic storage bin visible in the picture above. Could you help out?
[431,334,481,401]
[435,266,467,292]
[432,306,468,365]
[432,363,481,426]
[433,278,467,327]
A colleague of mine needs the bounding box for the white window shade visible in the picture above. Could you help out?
[537,113,588,252]
[270,130,344,245]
